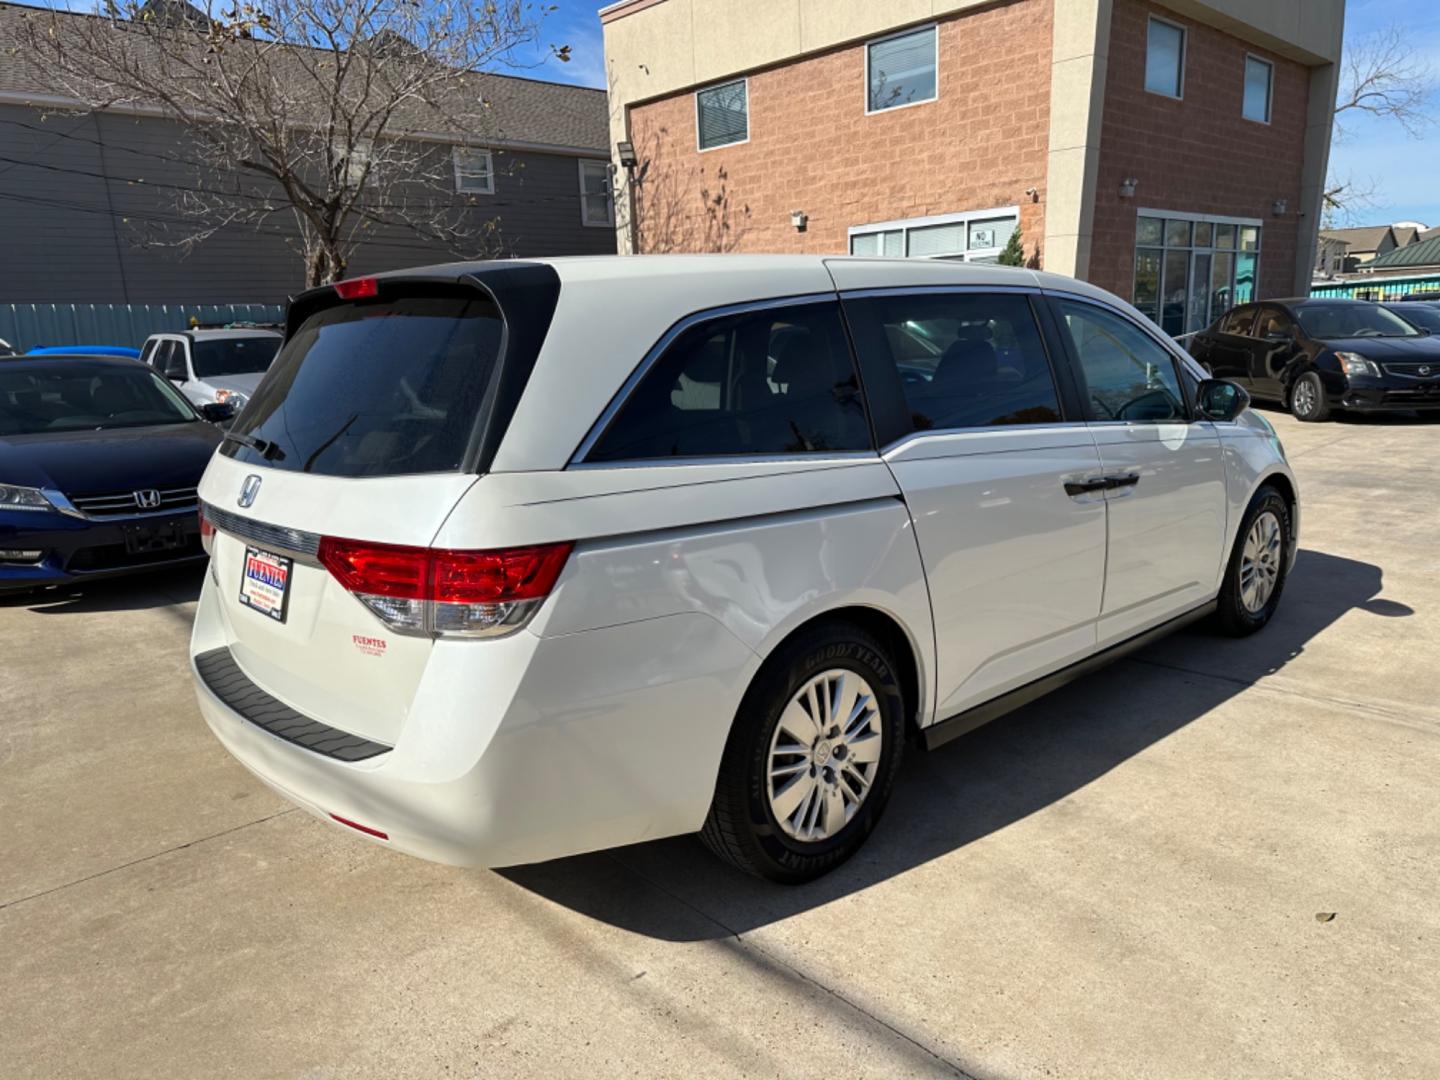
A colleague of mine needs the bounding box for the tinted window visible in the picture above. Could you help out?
[224,294,504,478]
[1254,307,1295,339]
[587,302,870,462]
[1295,303,1422,339]
[1057,300,1188,422]
[191,337,280,379]
[846,292,1062,431]
[1220,306,1257,336]
[0,362,197,435]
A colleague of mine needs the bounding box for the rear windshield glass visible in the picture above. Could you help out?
[192,337,280,379]
[0,362,197,435]
[222,294,504,477]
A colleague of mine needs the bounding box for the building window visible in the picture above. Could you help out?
[1145,17,1185,98]
[578,160,614,227]
[453,147,494,194]
[849,207,1019,262]
[696,79,748,150]
[1243,55,1274,123]
[1133,211,1262,337]
[866,25,938,113]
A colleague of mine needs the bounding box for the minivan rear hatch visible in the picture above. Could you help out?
[198,264,560,746]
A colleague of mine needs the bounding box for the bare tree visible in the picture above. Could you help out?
[1324,26,1434,223]
[11,0,561,285]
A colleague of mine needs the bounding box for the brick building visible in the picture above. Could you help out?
[600,0,1343,336]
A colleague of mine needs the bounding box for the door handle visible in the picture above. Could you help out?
[1104,474,1140,491]
[1064,478,1109,497]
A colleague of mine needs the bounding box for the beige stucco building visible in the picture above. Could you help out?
[600,0,1344,334]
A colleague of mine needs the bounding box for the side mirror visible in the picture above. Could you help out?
[1197,378,1249,422]
[199,401,236,424]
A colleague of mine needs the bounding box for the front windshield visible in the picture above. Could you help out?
[1296,303,1422,339]
[0,362,197,435]
[1388,305,1440,334]
[191,337,280,379]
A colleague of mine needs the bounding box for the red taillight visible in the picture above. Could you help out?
[329,813,388,840]
[316,536,573,637]
[318,537,429,599]
[333,276,379,300]
[199,506,215,552]
[432,544,575,604]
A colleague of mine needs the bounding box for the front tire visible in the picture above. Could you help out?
[1289,371,1331,422]
[1215,486,1291,636]
[700,622,906,883]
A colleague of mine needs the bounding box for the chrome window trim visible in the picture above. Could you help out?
[200,500,322,563]
[568,291,842,466]
[838,283,1039,300]
[879,422,1095,458]
[569,451,879,472]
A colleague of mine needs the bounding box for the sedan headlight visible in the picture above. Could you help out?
[214,389,248,408]
[0,483,55,512]
[1335,351,1381,377]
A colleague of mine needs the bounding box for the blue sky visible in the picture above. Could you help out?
[523,0,1440,229]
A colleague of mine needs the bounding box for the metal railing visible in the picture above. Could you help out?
[0,302,285,353]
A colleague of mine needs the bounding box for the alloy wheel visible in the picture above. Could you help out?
[1239,510,1283,613]
[1293,377,1317,418]
[766,668,884,842]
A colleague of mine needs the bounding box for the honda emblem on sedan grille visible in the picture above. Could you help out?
[133,489,162,510]
[238,474,262,508]
[1420,366,1433,377]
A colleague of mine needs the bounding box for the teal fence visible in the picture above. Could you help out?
[0,303,286,353]
[1310,273,1440,302]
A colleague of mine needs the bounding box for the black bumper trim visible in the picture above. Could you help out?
[195,646,392,762]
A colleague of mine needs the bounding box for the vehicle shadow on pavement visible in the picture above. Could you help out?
[501,548,1410,941]
[0,566,205,615]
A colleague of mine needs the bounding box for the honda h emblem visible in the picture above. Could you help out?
[238,474,262,509]
[133,489,161,510]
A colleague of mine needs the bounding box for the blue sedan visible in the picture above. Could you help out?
[0,355,232,591]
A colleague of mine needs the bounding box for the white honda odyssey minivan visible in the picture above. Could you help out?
[192,256,1297,883]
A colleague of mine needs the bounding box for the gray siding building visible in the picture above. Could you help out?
[0,5,616,305]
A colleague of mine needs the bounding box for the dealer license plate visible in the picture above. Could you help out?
[239,546,292,623]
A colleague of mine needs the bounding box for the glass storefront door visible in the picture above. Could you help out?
[1132,212,1262,337]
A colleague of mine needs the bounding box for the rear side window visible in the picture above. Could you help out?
[1055,300,1187,422]
[844,292,1062,431]
[586,301,871,462]
[1220,306,1256,335]
[224,294,504,477]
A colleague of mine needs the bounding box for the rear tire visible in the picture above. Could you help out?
[1215,486,1291,637]
[700,621,906,883]
[1289,372,1331,422]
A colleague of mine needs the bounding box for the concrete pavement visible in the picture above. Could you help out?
[2,408,1437,1079]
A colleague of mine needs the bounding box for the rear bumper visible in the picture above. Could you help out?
[190,571,758,867]
[0,506,204,591]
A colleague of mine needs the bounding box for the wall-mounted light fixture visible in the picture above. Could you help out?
[1119,177,1138,199]
[616,140,638,170]
[1024,187,1040,202]
[1272,198,1289,216]
[791,210,808,232]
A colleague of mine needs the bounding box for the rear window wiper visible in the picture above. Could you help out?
[223,429,285,461]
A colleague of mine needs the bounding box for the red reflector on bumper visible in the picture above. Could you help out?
[329,813,389,840]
